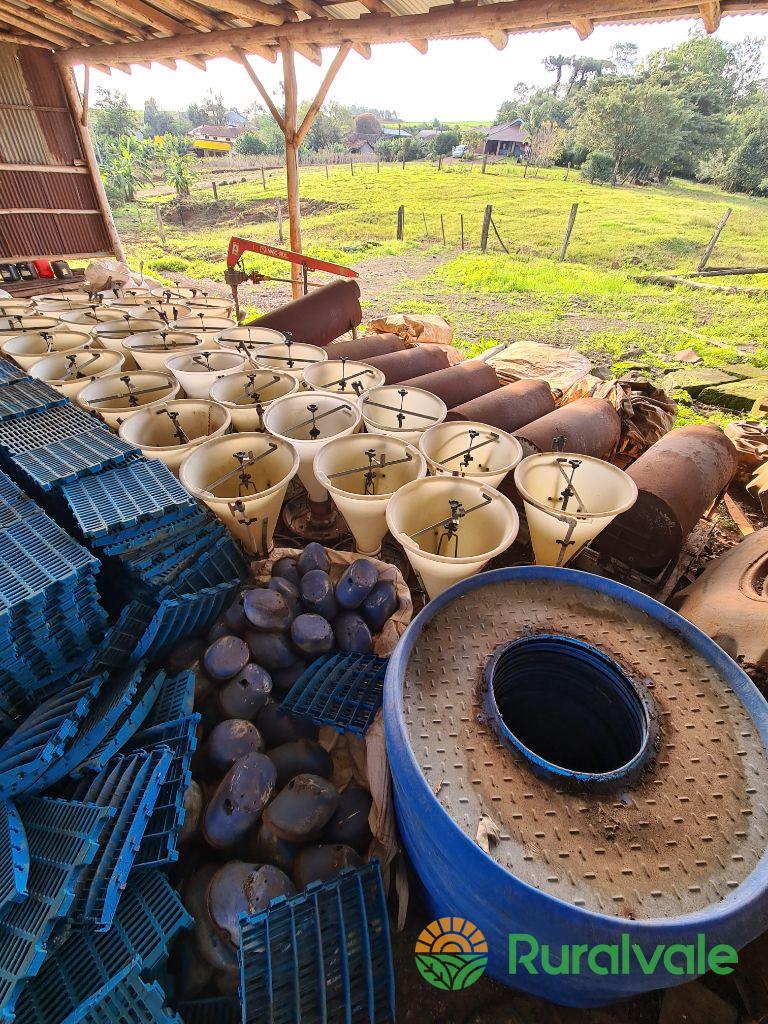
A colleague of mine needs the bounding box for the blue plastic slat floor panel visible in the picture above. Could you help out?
[141,671,195,733]
[0,359,29,386]
[161,536,249,600]
[238,862,395,1024]
[0,405,104,454]
[0,675,102,800]
[0,802,27,912]
[143,581,241,657]
[9,431,140,491]
[13,869,192,1024]
[0,379,66,422]
[96,508,204,555]
[281,653,388,738]
[62,460,196,539]
[66,747,173,930]
[0,797,114,1020]
[65,963,182,1024]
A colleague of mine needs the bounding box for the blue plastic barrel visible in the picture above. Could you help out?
[384,566,768,1006]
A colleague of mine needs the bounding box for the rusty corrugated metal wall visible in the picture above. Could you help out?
[0,44,113,262]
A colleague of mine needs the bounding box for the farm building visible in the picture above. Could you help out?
[484,118,528,157]
[188,123,241,154]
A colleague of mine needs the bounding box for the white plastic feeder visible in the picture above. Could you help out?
[255,342,327,380]
[0,300,33,317]
[314,433,427,555]
[29,349,124,398]
[33,294,95,313]
[303,359,385,397]
[90,317,161,359]
[165,349,246,399]
[208,369,299,432]
[122,331,204,372]
[98,286,150,302]
[119,398,231,475]
[1,331,92,370]
[186,297,235,316]
[263,392,361,503]
[0,316,63,339]
[180,432,299,554]
[102,293,148,308]
[128,302,192,323]
[386,476,519,599]
[57,307,127,335]
[513,452,639,568]
[171,315,234,344]
[360,385,447,446]
[216,326,285,351]
[419,420,523,489]
[77,370,180,429]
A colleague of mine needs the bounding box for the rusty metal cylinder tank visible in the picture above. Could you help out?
[513,397,621,459]
[364,345,451,385]
[251,280,362,347]
[448,379,555,433]
[595,424,738,570]
[326,333,406,361]
[401,360,499,408]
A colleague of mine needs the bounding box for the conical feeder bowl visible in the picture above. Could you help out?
[420,420,523,489]
[0,301,33,316]
[102,293,149,308]
[99,286,150,302]
[90,318,161,370]
[360,385,447,445]
[33,294,96,313]
[513,452,638,567]
[209,369,299,432]
[186,297,235,316]
[57,307,127,335]
[216,326,285,352]
[255,342,327,381]
[1,331,92,370]
[29,349,124,399]
[119,398,231,475]
[128,302,192,323]
[180,431,299,555]
[166,349,247,399]
[0,315,63,340]
[77,370,180,429]
[386,475,519,600]
[303,359,385,397]
[314,433,427,556]
[171,315,234,344]
[122,331,205,372]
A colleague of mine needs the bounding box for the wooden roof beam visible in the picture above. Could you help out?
[699,1,721,30]
[210,0,294,25]
[153,0,231,31]
[63,0,148,39]
[486,29,508,49]
[283,0,370,57]
[571,16,593,37]
[55,0,749,65]
[295,41,322,63]
[0,29,50,46]
[355,0,428,53]
[181,53,208,68]
[95,0,188,36]
[0,5,82,46]
[27,0,126,42]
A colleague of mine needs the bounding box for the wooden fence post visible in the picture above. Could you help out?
[396,205,404,241]
[440,214,446,246]
[559,203,578,262]
[276,199,283,244]
[480,204,492,252]
[261,164,266,189]
[460,213,464,251]
[482,152,488,174]
[698,208,732,271]
[437,154,442,171]
[350,158,354,176]
[377,160,380,173]
[325,163,329,179]
[212,180,219,202]
[422,212,430,242]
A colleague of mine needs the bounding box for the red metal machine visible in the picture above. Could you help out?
[224,236,358,321]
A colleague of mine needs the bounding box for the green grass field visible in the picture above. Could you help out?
[116,162,768,425]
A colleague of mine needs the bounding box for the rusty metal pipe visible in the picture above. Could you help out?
[250,280,362,347]
[595,424,737,570]
[513,397,621,459]
[448,378,555,433]
[401,360,500,408]
[325,333,407,361]
[364,345,450,385]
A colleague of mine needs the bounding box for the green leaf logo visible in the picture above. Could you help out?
[414,919,488,990]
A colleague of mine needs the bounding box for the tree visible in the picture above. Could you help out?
[577,80,689,182]
[235,131,267,156]
[610,42,639,76]
[186,90,228,128]
[717,96,768,193]
[544,55,571,97]
[430,130,460,156]
[527,119,566,172]
[100,135,151,203]
[161,136,196,198]
[91,88,140,139]
[461,128,486,155]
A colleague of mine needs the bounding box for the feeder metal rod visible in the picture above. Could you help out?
[327,452,413,480]
[409,493,493,539]
[283,403,355,435]
[202,444,278,494]
[362,399,440,423]
[93,383,173,402]
[439,434,500,466]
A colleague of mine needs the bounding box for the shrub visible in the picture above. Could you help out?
[146,255,190,273]
[581,151,614,183]
[235,132,267,156]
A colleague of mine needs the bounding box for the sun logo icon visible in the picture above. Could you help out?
[414,917,488,990]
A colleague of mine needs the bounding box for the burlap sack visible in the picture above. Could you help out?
[366,313,453,348]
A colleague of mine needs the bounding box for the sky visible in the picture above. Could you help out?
[82,13,768,123]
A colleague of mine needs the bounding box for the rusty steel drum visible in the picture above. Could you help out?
[596,424,737,570]
[447,378,555,432]
[325,333,407,361]
[513,397,621,459]
[364,345,450,385]
[401,360,499,408]
[251,280,362,347]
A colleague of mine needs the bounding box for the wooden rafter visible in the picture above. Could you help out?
[94,0,187,37]
[59,0,751,66]
[486,29,508,49]
[294,41,323,64]
[0,6,78,47]
[295,39,351,145]
[235,46,285,131]
[210,0,293,25]
[699,0,721,30]
[571,16,593,37]
[0,30,51,47]
[22,0,126,43]
[63,0,148,40]
[282,0,371,59]
[354,0,428,54]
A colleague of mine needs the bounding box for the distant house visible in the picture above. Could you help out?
[225,108,248,128]
[381,127,411,138]
[188,123,240,155]
[348,139,376,155]
[484,119,528,158]
[416,128,440,140]
[345,112,411,153]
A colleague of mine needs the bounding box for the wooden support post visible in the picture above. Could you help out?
[281,38,301,298]
[422,211,430,241]
[59,65,125,263]
[276,198,284,243]
[350,158,354,176]
[80,65,89,128]
[155,205,166,243]
[377,160,380,173]
[437,154,442,171]
[212,180,219,202]
[559,202,578,262]
[440,214,446,246]
[698,207,732,272]
[460,213,464,250]
[261,164,266,189]
[480,204,492,252]
[396,205,404,241]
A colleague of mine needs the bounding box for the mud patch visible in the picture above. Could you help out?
[162,197,345,227]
